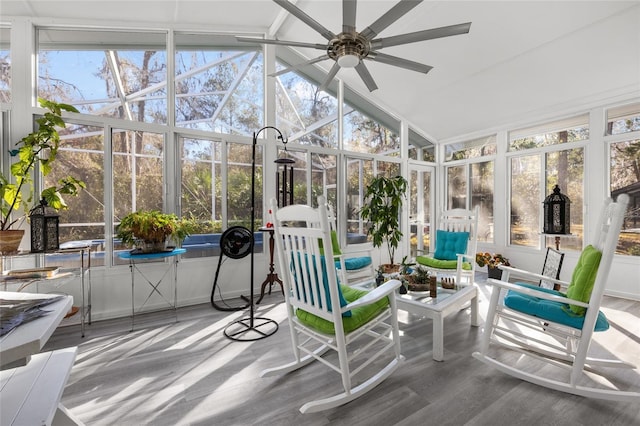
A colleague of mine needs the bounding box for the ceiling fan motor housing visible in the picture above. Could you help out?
[328,32,370,67]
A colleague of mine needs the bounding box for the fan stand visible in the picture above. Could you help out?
[223,128,282,341]
[210,226,252,312]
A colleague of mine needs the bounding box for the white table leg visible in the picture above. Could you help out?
[432,313,444,361]
[470,292,480,327]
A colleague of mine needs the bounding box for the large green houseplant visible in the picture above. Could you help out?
[116,210,194,253]
[0,98,85,253]
[359,175,408,271]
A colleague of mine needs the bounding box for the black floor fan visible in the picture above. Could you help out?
[210,226,253,312]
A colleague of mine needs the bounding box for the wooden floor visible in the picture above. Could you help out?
[45,274,640,425]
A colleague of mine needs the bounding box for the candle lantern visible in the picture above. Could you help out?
[30,199,59,253]
[543,185,571,235]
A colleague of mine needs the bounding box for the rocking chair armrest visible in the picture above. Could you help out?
[499,265,570,288]
[456,253,474,262]
[487,278,589,308]
[343,279,402,311]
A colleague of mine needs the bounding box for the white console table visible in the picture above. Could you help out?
[0,291,83,425]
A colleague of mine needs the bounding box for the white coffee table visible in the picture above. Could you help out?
[354,280,479,361]
[396,284,479,361]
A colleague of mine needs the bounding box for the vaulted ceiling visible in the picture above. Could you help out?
[3,0,640,141]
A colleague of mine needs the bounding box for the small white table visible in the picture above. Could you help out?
[396,284,479,361]
[0,291,82,425]
[118,248,186,331]
[354,280,479,361]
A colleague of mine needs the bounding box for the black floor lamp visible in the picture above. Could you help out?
[223,126,292,341]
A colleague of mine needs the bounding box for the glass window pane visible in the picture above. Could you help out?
[607,103,640,135]
[610,139,640,256]
[509,114,589,151]
[447,165,467,209]
[45,123,105,265]
[275,66,338,148]
[445,135,497,161]
[311,153,337,209]
[37,28,167,124]
[343,109,400,154]
[113,129,164,264]
[346,157,373,236]
[228,142,260,229]
[471,161,494,243]
[176,34,263,135]
[0,25,10,103]
[510,155,541,247]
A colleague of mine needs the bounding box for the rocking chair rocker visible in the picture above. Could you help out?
[261,196,404,413]
[473,194,640,401]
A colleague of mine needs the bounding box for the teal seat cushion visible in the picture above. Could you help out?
[335,256,372,271]
[291,253,351,317]
[433,230,469,261]
[415,256,472,270]
[504,282,609,332]
[296,285,389,334]
[565,245,602,315]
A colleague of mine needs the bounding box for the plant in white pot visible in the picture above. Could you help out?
[0,98,85,254]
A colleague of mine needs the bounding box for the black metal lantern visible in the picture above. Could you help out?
[543,185,571,235]
[30,199,59,253]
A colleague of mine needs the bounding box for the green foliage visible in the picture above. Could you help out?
[116,210,193,247]
[359,175,408,265]
[1,98,85,230]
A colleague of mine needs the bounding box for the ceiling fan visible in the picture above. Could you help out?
[236,0,471,92]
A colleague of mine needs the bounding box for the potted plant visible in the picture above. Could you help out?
[116,210,193,253]
[360,175,408,273]
[0,98,85,254]
[475,252,511,279]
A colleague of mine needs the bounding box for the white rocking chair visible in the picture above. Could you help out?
[261,196,404,413]
[473,194,640,401]
[416,206,479,286]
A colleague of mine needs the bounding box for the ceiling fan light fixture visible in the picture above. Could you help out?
[337,53,360,68]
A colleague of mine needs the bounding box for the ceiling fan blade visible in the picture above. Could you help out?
[318,62,341,93]
[269,55,330,77]
[370,22,471,49]
[236,36,326,50]
[343,0,357,33]
[367,52,433,74]
[360,0,423,40]
[355,62,378,92]
[274,0,336,41]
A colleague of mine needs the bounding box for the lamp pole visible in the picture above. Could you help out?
[223,126,285,341]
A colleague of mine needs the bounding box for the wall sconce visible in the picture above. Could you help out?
[30,199,59,253]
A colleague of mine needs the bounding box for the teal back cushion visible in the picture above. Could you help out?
[565,245,602,315]
[291,252,351,317]
[434,230,469,261]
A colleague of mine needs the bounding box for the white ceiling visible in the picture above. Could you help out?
[3,0,640,141]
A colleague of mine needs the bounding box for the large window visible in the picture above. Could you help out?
[610,138,640,256]
[509,120,585,250]
[275,65,338,148]
[38,28,168,124]
[444,135,496,243]
[175,33,263,135]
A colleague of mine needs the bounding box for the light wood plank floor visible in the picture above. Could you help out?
[45,274,640,425]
